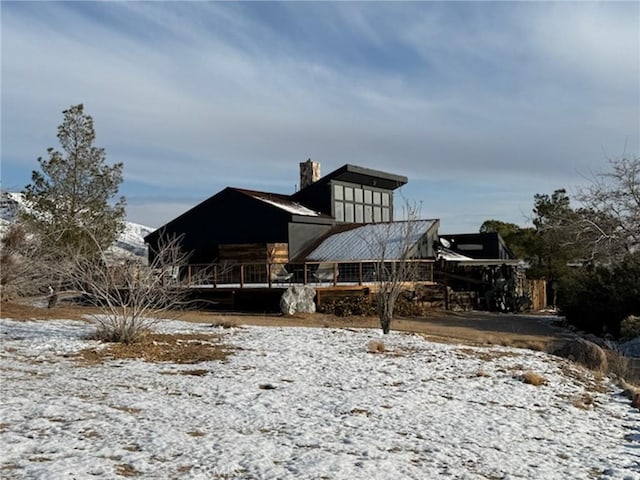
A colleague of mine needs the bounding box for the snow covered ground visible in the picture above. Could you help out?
[1,317,639,479]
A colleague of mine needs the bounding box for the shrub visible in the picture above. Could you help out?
[521,371,548,386]
[620,315,640,340]
[554,338,608,371]
[367,340,386,354]
[558,254,640,338]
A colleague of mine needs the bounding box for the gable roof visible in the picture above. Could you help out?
[144,186,330,243]
[297,219,439,262]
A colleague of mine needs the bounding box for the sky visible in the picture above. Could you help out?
[1,1,638,233]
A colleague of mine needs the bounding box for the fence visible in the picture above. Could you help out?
[176,260,435,288]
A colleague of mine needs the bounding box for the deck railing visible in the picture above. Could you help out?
[175,260,434,288]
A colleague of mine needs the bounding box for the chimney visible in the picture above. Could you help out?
[299,159,320,190]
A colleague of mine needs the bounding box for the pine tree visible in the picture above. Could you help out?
[23,104,125,257]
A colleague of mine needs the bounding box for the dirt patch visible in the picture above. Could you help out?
[4,301,569,355]
[77,332,233,364]
[176,309,566,351]
[0,301,100,322]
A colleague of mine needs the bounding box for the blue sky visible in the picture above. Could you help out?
[1,1,638,232]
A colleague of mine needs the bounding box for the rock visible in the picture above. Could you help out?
[280,285,316,315]
[554,338,608,371]
[619,337,640,358]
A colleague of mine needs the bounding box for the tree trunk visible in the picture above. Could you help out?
[379,293,394,334]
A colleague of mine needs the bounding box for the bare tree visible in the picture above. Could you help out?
[577,156,640,262]
[0,223,45,301]
[71,232,193,343]
[366,202,427,334]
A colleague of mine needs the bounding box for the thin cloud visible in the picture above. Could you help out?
[1,2,637,231]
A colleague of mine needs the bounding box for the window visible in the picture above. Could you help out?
[335,201,344,221]
[332,182,394,224]
[345,203,354,222]
[364,205,373,222]
[334,184,343,200]
[344,187,353,202]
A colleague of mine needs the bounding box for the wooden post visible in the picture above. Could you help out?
[304,264,308,285]
[240,264,245,288]
[358,262,363,286]
[213,265,217,288]
[333,262,338,286]
[268,263,273,289]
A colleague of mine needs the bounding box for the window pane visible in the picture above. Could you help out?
[364,205,373,222]
[373,191,381,205]
[355,204,363,222]
[345,203,354,222]
[344,187,353,201]
[354,188,363,203]
[335,201,344,221]
[382,192,390,206]
[364,189,372,204]
[334,184,343,200]
[373,206,382,222]
[382,208,390,221]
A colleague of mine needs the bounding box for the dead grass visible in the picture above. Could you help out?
[187,431,206,437]
[367,340,386,354]
[0,301,100,322]
[605,350,638,384]
[349,408,371,416]
[115,463,141,477]
[458,348,520,362]
[77,332,233,365]
[520,371,548,386]
[210,319,239,329]
[572,393,595,410]
[110,405,142,415]
[619,379,640,409]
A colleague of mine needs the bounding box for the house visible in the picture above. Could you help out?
[434,232,530,311]
[144,160,423,270]
[438,232,515,260]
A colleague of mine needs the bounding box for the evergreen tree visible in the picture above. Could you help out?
[23,104,125,257]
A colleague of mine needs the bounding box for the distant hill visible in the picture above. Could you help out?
[0,192,153,260]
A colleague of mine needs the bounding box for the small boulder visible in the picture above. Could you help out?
[555,338,608,371]
[619,336,640,358]
[280,285,316,316]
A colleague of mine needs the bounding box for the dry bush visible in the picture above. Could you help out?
[521,371,548,386]
[367,339,386,354]
[572,393,595,410]
[620,380,640,409]
[210,319,238,329]
[75,232,199,344]
[554,338,608,371]
[605,350,636,383]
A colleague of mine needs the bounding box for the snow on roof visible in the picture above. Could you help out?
[437,248,474,261]
[238,189,323,217]
[305,220,438,262]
